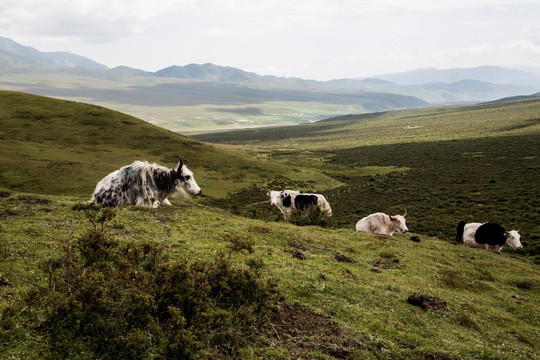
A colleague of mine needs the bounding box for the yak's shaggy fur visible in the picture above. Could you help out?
[90,158,201,208]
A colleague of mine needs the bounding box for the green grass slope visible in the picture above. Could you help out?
[0,66,427,132]
[1,192,539,359]
[193,95,540,148]
[1,91,539,359]
[0,91,302,198]
[192,97,540,261]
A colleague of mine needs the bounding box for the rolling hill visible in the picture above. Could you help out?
[2,90,539,259]
[0,38,427,132]
[0,92,539,359]
[2,37,540,132]
[192,94,540,261]
[0,90,297,199]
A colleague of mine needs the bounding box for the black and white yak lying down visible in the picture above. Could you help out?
[456,221,523,252]
[267,190,332,220]
[90,156,201,208]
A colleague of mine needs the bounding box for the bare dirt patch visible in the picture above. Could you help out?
[271,302,351,359]
[0,209,24,219]
[333,252,355,263]
[407,294,448,311]
[370,257,401,269]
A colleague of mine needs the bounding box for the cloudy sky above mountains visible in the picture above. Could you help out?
[2,0,540,80]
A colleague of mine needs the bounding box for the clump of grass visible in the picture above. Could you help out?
[437,269,478,291]
[288,206,334,228]
[19,203,280,359]
[0,234,8,259]
[512,330,536,347]
[459,312,482,331]
[513,280,537,291]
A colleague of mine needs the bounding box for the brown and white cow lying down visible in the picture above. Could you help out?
[456,221,522,252]
[267,190,332,220]
[90,156,201,208]
[355,211,408,236]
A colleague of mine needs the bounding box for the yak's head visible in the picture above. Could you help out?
[505,229,523,250]
[172,156,201,198]
[267,190,281,207]
[389,210,408,233]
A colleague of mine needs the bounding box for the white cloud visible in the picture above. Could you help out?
[247,65,293,77]
[1,0,196,43]
[431,40,540,68]
[2,0,540,79]
[462,20,498,26]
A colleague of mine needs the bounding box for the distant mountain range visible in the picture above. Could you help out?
[1,36,540,131]
[367,66,540,86]
[0,37,106,70]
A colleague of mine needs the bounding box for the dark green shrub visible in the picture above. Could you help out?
[288,205,334,228]
[31,203,279,359]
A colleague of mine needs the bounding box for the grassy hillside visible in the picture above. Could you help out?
[1,192,539,359]
[0,91,338,199]
[0,68,427,133]
[193,97,540,261]
[193,96,540,148]
[1,92,539,359]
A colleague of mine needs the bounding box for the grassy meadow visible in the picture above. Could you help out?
[193,96,540,261]
[1,91,539,359]
[1,192,539,359]
[1,71,418,133]
[0,91,337,199]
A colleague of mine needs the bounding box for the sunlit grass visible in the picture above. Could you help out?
[1,192,539,359]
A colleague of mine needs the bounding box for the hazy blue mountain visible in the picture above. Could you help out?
[2,36,540,120]
[416,79,528,92]
[109,66,154,76]
[0,52,55,72]
[369,65,540,86]
[484,92,540,104]
[0,36,107,70]
[323,72,540,103]
[511,65,540,77]
[412,79,540,103]
[0,37,44,59]
[155,63,258,82]
[0,37,428,111]
[154,63,319,89]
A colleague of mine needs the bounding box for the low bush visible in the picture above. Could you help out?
[288,206,334,228]
[26,203,279,359]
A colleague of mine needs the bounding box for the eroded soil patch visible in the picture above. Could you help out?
[271,302,351,359]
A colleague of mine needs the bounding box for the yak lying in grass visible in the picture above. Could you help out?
[267,190,332,220]
[355,211,409,236]
[456,221,522,252]
[91,156,201,208]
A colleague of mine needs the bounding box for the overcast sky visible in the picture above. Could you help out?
[2,0,540,80]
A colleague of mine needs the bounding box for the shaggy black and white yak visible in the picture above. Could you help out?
[90,156,201,208]
[355,211,409,236]
[456,221,522,252]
